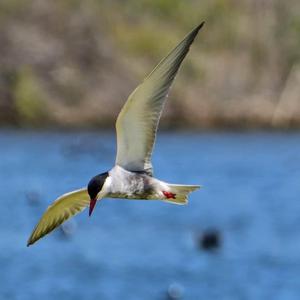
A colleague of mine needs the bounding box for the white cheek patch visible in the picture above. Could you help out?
[98,176,112,198]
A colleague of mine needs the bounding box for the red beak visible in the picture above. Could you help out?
[89,198,97,217]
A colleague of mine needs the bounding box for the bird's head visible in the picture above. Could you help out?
[87,172,109,216]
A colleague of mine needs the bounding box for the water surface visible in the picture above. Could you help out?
[1,130,300,300]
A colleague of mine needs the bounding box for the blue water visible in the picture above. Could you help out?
[1,130,300,300]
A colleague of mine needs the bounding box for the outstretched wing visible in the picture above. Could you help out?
[115,22,204,175]
[27,188,90,246]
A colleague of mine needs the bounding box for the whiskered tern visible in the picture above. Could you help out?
[27,22,204,246]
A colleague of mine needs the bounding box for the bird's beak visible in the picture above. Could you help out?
[89,198,97,217]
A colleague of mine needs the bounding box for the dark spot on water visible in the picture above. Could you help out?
[198,229,221,251]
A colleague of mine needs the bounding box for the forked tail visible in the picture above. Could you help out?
[163,184,201,205]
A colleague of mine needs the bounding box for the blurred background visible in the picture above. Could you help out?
[1,0,300,299]
[1,0,300,129]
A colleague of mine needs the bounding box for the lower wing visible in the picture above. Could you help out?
[27,188,90,246]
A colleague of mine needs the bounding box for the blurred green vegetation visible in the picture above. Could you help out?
[14,67,48,126]
[0,0,300,128]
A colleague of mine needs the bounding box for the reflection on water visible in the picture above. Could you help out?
[1,130,300,300]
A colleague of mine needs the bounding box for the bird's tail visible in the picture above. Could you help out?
[163,184,201,205]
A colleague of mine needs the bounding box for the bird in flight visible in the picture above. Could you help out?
[27,22,204,246]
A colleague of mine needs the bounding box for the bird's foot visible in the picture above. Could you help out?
[163,191,176,199]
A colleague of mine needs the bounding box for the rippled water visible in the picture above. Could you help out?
[1,130,300,300]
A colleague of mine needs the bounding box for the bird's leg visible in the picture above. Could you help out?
[163,191,176,199]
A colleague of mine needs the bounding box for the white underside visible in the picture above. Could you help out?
[103,165,169,200]
[98,165,200,204]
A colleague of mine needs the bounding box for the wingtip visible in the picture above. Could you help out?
[199,21,205,28]
[27,234,37,247]
[195,21,205,33]
[187,21,205,43]
[27,238,33,247]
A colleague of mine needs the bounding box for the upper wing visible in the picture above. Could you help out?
[27,188,90,246]
[115,22,204,175]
